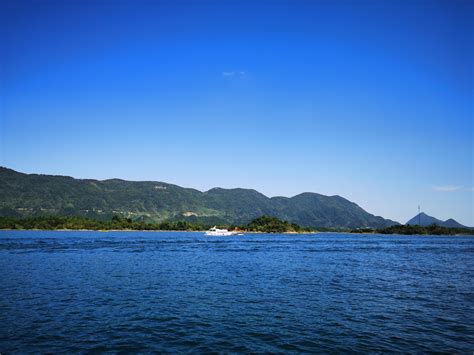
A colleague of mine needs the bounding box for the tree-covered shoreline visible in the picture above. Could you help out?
[0,215,315,233]
[0,215,206,232]
[351,224,473,236]
[0,215,472,235]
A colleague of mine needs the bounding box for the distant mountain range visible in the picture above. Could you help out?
[0,167,399,229]
[406,212,468,228]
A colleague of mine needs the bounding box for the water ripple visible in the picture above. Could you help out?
[0,231,473,353]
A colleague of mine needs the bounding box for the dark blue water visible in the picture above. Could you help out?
[0,231,473,353]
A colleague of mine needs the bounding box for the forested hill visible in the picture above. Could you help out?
[0,167,399,228]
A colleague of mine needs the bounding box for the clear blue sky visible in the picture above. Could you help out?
[1,0,473,225]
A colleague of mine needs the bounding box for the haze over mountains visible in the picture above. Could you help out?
[0,167,400,229]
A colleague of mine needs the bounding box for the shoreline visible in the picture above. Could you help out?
[0,229,472,236]
[0,228,319,234]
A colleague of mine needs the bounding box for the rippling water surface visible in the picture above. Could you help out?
[0,231,473,353]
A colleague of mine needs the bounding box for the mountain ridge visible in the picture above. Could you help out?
[0,166,399,228]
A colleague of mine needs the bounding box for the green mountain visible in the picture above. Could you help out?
[0,167,399,228]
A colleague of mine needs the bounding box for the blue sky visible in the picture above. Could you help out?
[1,0,473,225]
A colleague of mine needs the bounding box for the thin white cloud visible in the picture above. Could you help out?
[432,185,463,192]
[222,71,246,78]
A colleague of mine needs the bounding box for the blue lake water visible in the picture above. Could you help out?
[0,231,473,353]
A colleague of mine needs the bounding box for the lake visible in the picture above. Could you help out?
[0,231,473,353]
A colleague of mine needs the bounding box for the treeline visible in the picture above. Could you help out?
[0,215,206,231]
[0,215,313,233]
[351,224,473,236]
[2,215,470,235]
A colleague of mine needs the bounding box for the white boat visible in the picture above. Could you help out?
[205,226,236,236]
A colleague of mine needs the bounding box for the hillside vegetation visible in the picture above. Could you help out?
[0,167,398,228]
